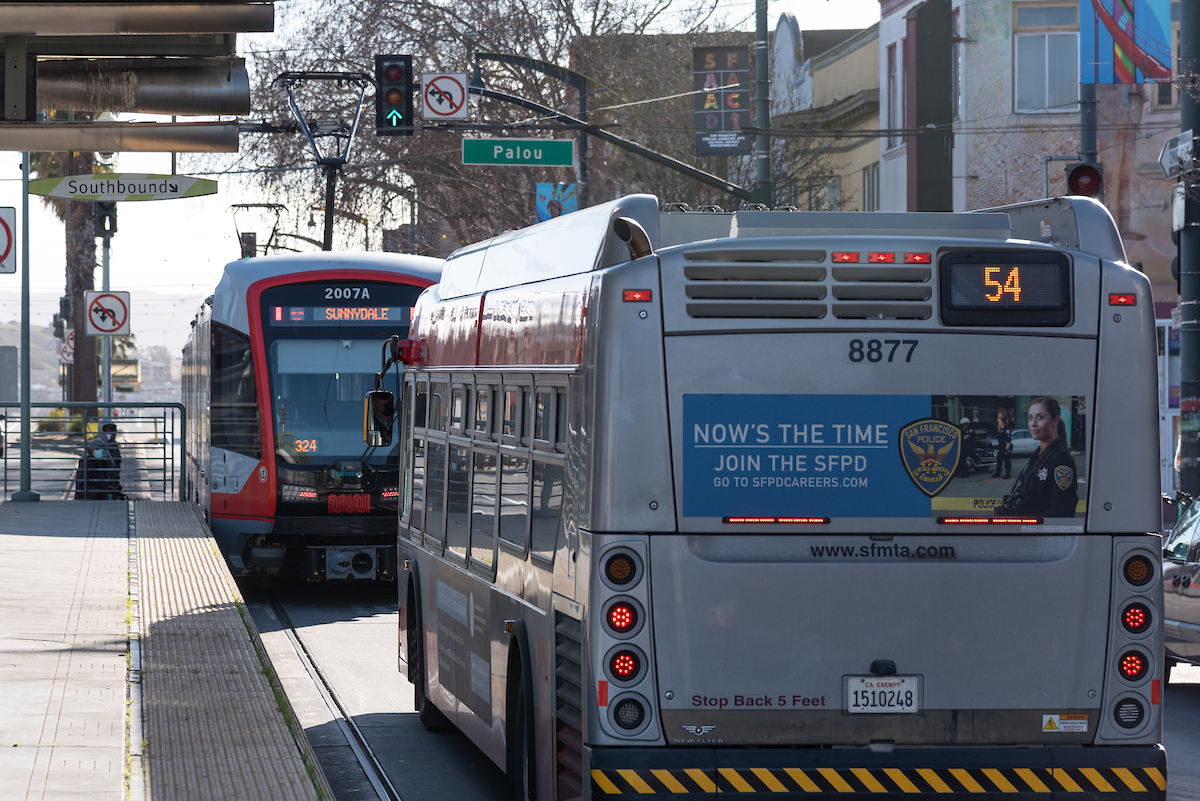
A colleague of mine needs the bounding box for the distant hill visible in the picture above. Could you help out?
[0,321,60,372]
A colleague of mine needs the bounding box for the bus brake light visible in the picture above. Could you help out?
[610,650,641,680]
[937,517,1042,525]
[1118,650,1148,681]
[623,289,652,302]
[833,252,859,263]
[607,602,638,633]
[904,253,932,264]
[723,517,829,524]
[868,252,895,263]
[1122,603,1151,633]
[1109,294,1137,306]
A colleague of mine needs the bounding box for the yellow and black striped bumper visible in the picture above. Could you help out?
[587,746,1166,799]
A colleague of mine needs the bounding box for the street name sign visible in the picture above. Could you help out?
[462,138,573,167]
[28,173,218,201]
[1159,130,1194,178]
[0,207,14,274]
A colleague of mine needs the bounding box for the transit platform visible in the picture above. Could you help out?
[0,499,330,800]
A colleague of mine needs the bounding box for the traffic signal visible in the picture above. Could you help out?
[375,54,414,136]
[1066,163,1104,197]
[94,201,117,238]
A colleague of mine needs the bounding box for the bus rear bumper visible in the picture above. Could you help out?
[586,744,1166,800]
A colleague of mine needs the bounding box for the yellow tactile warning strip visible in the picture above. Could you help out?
[591,765,1167,795]
[137,502,327,801]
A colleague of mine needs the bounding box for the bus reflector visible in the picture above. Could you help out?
[1108,294,1137,306]
[623,289,652,302]
[937,517,1042,525]
[610,651,641,681]
[1124,555,1153,586]
[605,553,637,585]
[607,602,638,633]
[904,253,932,263]
[869,252,895,263]
[598,680,609,706]
[1118,650,1148,681]
[723,517,829,524]
[1122,603,1151,633]
[833,252,859,263]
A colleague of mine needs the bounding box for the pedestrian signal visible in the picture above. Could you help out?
[375,54,414,136]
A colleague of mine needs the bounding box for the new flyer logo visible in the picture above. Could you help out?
[899,419,960,497]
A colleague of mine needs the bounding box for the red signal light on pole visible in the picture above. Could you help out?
[1066,163,1103,197]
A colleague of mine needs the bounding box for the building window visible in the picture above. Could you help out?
[861,163,880,212]
[887,43,899,147]
[1014,3,1078,112]
[951,8,962,120]
[810,177,841,211]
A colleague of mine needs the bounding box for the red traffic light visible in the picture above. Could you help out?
[384,64,403,83]
[1067,163,1103,197]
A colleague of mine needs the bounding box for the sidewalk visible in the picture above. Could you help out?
[0,500,329,801]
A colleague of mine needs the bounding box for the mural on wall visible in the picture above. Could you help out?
[1080,0,1171,84]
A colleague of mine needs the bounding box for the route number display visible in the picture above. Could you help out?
[940,252,1071,327]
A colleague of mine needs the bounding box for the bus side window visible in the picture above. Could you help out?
[555,389,567,453]
[446,444,471,561]
[471,451,498,571]
[414,379,428,428]
[426,441,448,543]
[499,453,530,550]
[534,391,552,444]
[502,388,522,440]
[530,460,564,562]
[474,386,492,436]
[430,381,448,432]
[450,386,466,432]
[411,437,426,541]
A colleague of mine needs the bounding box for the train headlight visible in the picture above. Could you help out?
[281,484,320,502]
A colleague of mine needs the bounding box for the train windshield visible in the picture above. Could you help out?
[268,337,399,465]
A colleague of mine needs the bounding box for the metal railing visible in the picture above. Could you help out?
[0,403,186,501]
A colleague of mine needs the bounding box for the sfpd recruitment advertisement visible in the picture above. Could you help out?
[682,394,1088,519]
[692,46,752,157]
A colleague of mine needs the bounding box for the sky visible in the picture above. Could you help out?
[0,0,881,360]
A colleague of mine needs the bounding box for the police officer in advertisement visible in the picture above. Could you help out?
[996,397,1076,517]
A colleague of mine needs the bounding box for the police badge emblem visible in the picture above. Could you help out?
[899,419,961,497]
[1054,465,1073,490]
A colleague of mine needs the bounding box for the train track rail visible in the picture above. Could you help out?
[268,597,404,801]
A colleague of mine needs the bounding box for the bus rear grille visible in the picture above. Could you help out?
[679,251,934,321]
[555,612,584,801]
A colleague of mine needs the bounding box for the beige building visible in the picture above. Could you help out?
[771,17,880,211]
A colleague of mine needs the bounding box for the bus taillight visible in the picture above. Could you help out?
[1118,650,1149,681]
[1108,293,1137,306]
[868,252,895,263]
[606,602,638,634]
[904,253,932,263]
[1122,603,1151,634]
[832,252,859,263]
[609,650,641,681]
[1123,555,1153,586]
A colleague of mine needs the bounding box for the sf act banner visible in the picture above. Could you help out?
[693,46,752,157]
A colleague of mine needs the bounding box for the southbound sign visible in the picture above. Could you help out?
[28,173,218,201]
[683,394,932,518]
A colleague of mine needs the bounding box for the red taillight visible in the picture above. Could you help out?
[623,289,652,302]
[833,252,859,263]
[723,517,829,524]
[384,64,404,82]
[1109,293,1137,306]
[937,517,1042,525]
[275,306,282,321]
[868,252,895,263]
[607,602,638,633]
[610,651,641,680]
[1118,650,1148,681]
[1122,603,1151,633]
[904,253,932,264]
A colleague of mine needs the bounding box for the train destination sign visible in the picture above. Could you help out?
[28,173,218,201]
[269,305,413,325]
[462,138,573,167]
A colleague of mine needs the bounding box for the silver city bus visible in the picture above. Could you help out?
[365,194,1165,800]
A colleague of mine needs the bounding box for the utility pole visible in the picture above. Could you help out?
[751,0,772,205]
[1180,0,1200,498]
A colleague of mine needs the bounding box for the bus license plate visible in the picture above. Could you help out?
[845,676,920,714]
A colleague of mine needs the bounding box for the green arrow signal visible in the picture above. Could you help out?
[386,109,403,126]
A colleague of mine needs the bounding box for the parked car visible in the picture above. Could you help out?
[1163,499,1200,677]
[1009,428,1039,457]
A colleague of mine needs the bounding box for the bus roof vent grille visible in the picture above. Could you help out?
[678,247,933,321]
